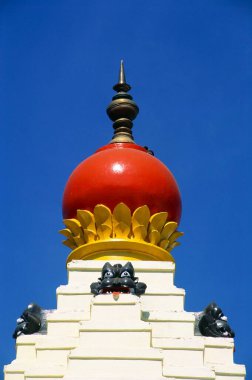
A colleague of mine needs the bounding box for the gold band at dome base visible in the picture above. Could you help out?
[60,203,183,263]
[66,240,175,264]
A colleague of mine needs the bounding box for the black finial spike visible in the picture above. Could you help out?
[106,61,139,143]
[113,60,131,93]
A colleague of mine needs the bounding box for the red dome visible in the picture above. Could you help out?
[62,143,182,223]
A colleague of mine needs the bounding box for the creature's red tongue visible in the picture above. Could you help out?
[113,292,120,301]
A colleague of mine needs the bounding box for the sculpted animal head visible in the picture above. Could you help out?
[198,302,235,338]
[91,262,146,296]
[13,303,42,339]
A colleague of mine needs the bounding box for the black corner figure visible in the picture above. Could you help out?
[13,303,42,339]
[90,262,147,296]
[198,302,235,338]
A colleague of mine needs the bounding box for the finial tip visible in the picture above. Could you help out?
[119,60,126,85]
[107,62,139,143]
[113,60,130,92]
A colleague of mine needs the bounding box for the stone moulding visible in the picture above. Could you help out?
[60,203,183,263]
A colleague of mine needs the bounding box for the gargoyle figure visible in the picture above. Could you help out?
[198,302,235,338]
[90,262,147,296]
[13,303,43,339]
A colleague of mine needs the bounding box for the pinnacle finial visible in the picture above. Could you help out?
[119,60,126,83]
[106,61,139,143]
[113,60,131,93]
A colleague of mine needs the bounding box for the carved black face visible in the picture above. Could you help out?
[13,303,42,339]
[198,302,235,338]
[90,262,147,296]
[99,262,136,294]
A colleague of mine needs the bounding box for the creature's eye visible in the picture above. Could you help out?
[121,271,130,277]
[104,271,113,278]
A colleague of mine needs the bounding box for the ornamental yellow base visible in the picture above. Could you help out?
[66,240,175,263]
[60,203,183,263]
[4,260,246,380]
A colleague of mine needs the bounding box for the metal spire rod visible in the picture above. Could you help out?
[107,61,139,143]
[113,60,131,93]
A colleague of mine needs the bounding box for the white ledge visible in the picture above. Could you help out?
[142,311,195,322]
[79,321,151,332]
[47,310,90,322]
[211,364,246,376]
[67,260,175,272]
[163,365,215,379]
[69,347,163,360]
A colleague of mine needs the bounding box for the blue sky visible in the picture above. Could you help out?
[1,0,252,377]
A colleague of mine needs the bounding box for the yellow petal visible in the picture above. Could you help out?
[73,235,85,247]
[149,229,160,245]
[63,219,81,236]
[94,204,112,228]
[161,221,178,240]
[169,241,181,251]
[133,225,147,240]
[77,210,96,234]
[94,205,112,239]
[113,203,131,226]
[97,224,112,240]
[149,212,168,232]
[62,239,76,250]
[132,205,150,229]
[59,228,73,238]
[168,231,184,245]
[159,239,169,250]
[114,222,130,238]
[83,229,96,243]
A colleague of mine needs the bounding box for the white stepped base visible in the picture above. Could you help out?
[47,310,90,322]
[79,320,151,349]
[4,361,64,380]
[201,337,235,366]
[67,260,176,292]
[158,338,204,368]
[211,364,246,380]
[47,310,90,337]
[4,261,246,380]
[163,365,215,379]
[90,293,142,323]
[4,360,26,380]
[36,349,69,365]
[56,286,185,312]
[143,311,195,338]
[24,364,65,379]
[56,286,92,310]
[16,335,43,361]
[152,336,235,367]
[5,374,24,380]
[141,288,185,311]
[36,337,79,365]
[68,347,163,359]
[67,348,163,377]
[153,337,204,349]
[79,329,151,349]
[16,335,78,362]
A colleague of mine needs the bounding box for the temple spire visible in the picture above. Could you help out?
[113,60,131,93]
[107,60,139,143]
